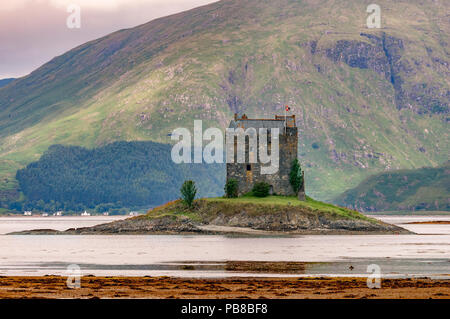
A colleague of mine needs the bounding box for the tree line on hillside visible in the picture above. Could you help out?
[11,141,224,212]
[334,161,450,212]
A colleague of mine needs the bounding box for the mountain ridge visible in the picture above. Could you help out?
[0,79,15,88]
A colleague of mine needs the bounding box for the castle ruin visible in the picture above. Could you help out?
[226,113,304,198]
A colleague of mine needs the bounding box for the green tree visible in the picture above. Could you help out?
[252,182,270,197]
[36,200,45,210]
[224,179,238,198]
[289,159,303,194]
[180,180,197,208]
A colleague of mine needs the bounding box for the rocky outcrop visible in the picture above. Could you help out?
[318,32,449,114]
[67,216,202,234]
[324,38,391,79]
[208,211,402,233]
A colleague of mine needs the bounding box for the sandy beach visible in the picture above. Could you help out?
[1,276,448,299]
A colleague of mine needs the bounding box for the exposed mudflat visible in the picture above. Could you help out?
[0,276,448,299]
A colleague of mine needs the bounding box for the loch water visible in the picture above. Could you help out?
[0,215,449,278]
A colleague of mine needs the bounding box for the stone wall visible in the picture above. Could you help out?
[226,126,298,196]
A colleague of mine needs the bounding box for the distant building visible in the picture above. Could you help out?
[226,114,303,197]
[42,213,49,217]
[103,212,109,216]
[129,212,139,216]
[81,211,91,216]
[23,211,32,216]
[55,211,63,216]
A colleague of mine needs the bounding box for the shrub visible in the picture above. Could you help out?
[180,180,197,208]
[252,182,270,197]
[224,178,239,198]
[289,158,303,194]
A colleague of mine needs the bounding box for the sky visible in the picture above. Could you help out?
[0,0,217,79]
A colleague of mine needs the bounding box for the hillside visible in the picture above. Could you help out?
[0,79,15,88]
[334,162,450,212]
[0,0,448,204]
[11,141,224,212]
[10,196,410,235]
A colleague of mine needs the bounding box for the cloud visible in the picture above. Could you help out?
[0,0,209,11]
[0,0,30,12]
[0,0,217,78]
[49,0,200,11]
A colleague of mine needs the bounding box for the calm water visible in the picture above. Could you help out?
[0,216,128,235]
[0,215,449,278]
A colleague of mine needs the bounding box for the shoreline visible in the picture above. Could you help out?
[7,227,414,236]
[0,276,448,299]
[3,198,422,236]
[404,221,450,225]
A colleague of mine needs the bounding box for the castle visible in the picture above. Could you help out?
[226,113,305,199]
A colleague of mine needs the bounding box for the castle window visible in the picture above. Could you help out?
[246,164,251,171]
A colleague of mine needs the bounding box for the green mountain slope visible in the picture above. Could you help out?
[334,162,450,212]
[0,0,448,204]
[0,79,15,88]
[12,141,224,211]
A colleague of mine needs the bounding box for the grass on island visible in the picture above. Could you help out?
[145,195,375,223]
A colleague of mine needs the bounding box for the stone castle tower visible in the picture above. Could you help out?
[226,114,303,197]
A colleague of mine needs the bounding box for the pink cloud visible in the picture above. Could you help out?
[0,0,216,78]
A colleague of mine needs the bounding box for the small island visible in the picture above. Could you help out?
[10,196,409,235]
